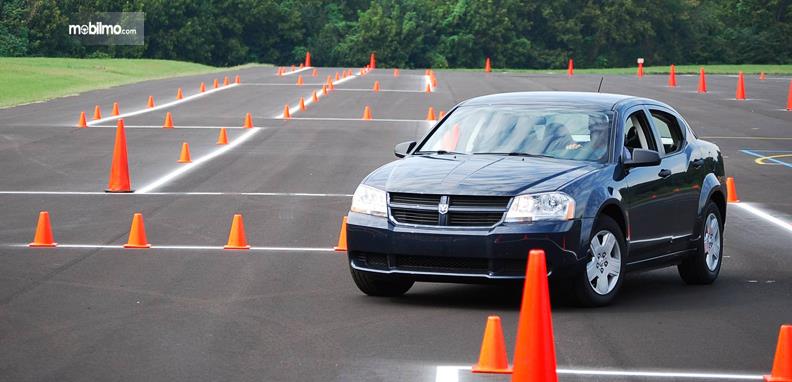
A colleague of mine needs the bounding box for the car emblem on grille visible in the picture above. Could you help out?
[438,201,449,214]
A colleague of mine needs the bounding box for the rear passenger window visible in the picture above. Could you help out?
[650,110,685,155]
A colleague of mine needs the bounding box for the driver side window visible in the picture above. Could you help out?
[623,110,657,160]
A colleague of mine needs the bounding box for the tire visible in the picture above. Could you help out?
[350,267,414,297]
[573,215,627,307]
[678,201,723,285]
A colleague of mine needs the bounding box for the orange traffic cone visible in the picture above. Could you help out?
[291,64,296,72]
[112,102,120,116]
[322,85,328,96]
[485,57,492,73]
[567,58,574,77]
[312,68,318,77]
[312,90,319,103]
[760,72,767,81]
[335,72,340,81]
[243,112,254,128]
[282,105,291,119]
[426,107,436,121]
[223,76,229,86]
[328,81,334,91]
[765,325,792,382]
[200,82,206,92]
[786,80,792,111]
[93,105,102,120]
[472,316,511,374]
[369,52,376,69]
[277,67,284,76]
[29,211,57,247]
[438,111,446,119]
[106,119,132,192]
[668,64,677,87]
[305,51,312,67]
[296,75,304,86]
[177,142,192,163]
[736,71,747,100]
[726,176,740,203]
[425,83,432,93]
[224,214,250,249]
[299,63,304,69]
[373,81,380,92]
[698,68,707,93]
[217,128,228,145]
[394,68,400,77]
[299,97,307,111]
[213,79,219,88]
[124,213,151,248]
[147,96,155,108]
[511,249,558,382]
[638,62,644,78]
[334,216,348,251]
[163,112,174,128]
[77,112,88,128]
[176,87,184,100]
[235,74,240,84]
[362,106,373,120]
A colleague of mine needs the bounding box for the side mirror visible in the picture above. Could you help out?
[624,149,661,167]
[394,141,416,158]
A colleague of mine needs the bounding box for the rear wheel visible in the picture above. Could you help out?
[678,201,723,284]
[573,215,626,307]
[350,267,414,297]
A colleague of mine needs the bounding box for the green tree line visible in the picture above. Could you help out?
[1,0,791,68]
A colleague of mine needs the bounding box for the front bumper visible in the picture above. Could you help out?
[346,212,589,280]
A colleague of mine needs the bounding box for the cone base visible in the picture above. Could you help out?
[123,244,151,249]
[29,242,57,248]
[764,375,792,382]
[334,246,346,252]
[177,159,191,163]
[105,189,134,193]
[728,199,740,203]
[224,245,251,250]
[471,366,512,374]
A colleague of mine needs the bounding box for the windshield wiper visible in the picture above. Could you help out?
[473,152,554,158]
[413,150,465,155]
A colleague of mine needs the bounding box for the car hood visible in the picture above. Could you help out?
[364,154,602,195]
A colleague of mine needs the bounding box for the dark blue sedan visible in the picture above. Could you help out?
[344,92,727,306]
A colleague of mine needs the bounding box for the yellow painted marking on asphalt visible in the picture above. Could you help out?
[755,154,792,165]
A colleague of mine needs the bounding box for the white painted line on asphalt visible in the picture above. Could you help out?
[733,202,792,234]
[242,83,327,86]
[13,244,335,252]
[278,117,431,123]
[136,127,261,193]
[331,88,428,93]
[86,83,240,126]
[434,365,762,381]
[0,191,352,197]
[279,66,312,76]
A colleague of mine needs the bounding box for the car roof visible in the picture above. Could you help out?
[459,91,664,111]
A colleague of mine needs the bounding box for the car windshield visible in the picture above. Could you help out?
[416,105,613,162]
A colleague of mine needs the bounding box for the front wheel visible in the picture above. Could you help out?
[678,201,723,284]
[350,267,414,297]
[573,215,626,307]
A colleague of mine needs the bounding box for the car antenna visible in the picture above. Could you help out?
[597,76,604,92]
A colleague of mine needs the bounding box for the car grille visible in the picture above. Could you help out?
[388,193,511,227]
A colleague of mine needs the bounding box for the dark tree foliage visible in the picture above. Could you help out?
[1,0,790,67]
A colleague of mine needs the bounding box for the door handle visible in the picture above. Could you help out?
[658,169,672,178]
[691,159,704,169]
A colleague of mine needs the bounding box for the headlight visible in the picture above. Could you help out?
[350,184,387,217]
[504,192,575,222]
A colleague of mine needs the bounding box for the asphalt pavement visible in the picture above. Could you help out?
[0,66,790,382]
